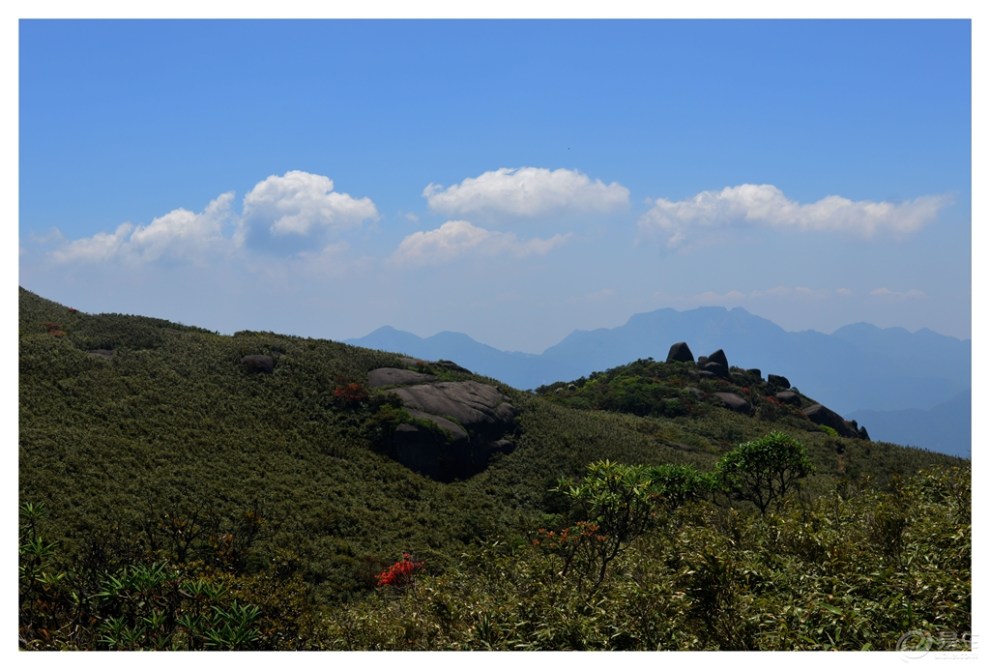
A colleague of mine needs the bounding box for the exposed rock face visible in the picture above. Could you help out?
[803,403,861,438]
[666,342,695,364]
[775,391,801,406]
[368,368,518,482]
[702,361,729,379]
[241,355,274,374]
[367,367,435,388]
[707,349,729,369]
[767,374,791,391]
[713,392,751,414]
[392,381,516,434]
[698,348,729,379]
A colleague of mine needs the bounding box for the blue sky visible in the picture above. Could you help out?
[16,17,975,352]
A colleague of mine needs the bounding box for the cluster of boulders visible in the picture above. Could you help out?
[665,342,869,440]
[367,366,518,482]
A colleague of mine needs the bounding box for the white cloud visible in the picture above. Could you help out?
[423,167,629,220]
[240,170,378,239]
[391,220,570,267]
[51,223,134,264]
[52,193,234,264]
[49,171,380,265]
[869,287,927,301]
[639,184,951,247]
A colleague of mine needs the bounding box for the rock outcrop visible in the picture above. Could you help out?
[664,342,869,440]
[368,367,517,482]
[713,392,751,414]
[367,367,435,388]
[699,348,730,379]
[666,342,695,364]
[802,403,861,439]
[775,390,801,406]
[767,374,791,391]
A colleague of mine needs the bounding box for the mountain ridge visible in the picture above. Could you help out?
[348,307,971,456]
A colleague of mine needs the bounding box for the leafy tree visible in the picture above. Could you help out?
[553,460,660,586]
[714,431,811,515]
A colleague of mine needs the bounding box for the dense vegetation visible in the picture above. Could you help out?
[18,288,970,650]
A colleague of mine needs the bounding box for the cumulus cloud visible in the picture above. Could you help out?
[239,170,378,240]
[50,171,381,265]
[639,184,950,247]
[391,220,570,267]
[423,167,629,220]
[52,193,235,264]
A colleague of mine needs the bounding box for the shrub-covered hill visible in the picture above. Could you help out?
[19,288,969,650]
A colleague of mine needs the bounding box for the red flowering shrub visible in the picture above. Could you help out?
[375,553,423,589]
[42,322,67,337]
[332,382,369,408]
[533,521,609,582]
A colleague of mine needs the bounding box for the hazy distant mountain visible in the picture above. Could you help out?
[848,390,971,459]
[350,326,550,385]
[347,307,971,457]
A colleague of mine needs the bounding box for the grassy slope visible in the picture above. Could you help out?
[19,288,965,602]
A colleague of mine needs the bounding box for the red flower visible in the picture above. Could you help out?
[376,553,424,588]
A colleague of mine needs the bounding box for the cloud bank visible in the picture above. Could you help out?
[391,220,570,267]
[50,171,379,265]
[52,193,235,265]
[639,184,950,247]
[423,167,629,220]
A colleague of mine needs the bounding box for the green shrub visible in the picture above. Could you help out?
[714,431,812,515]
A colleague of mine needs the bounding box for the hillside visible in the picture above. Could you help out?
[348,308,971,455]
[18,288,970,650]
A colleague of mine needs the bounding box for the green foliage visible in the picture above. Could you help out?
[714,431,812,515]
[537,359,696,418]
[551,461,659,586]
[316,465,970,651]
[18,288,970,650]
[644,463,712,510]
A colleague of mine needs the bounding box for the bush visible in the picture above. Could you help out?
[714,431,812,515]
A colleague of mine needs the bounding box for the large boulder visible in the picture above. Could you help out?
[767,374,791,391]
[702,361,729,379]
[698,349,729,379]
[802,404,862,439]
[368,371,518,481]
[391,381,516,441]
[707,349,729,369]
[367,367,436,388]
[775,390,801,406]
[666,342,695,364]
[713,392,751,414]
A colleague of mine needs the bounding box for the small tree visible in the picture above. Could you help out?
[714,431,811,515]
[553,460,659,587]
